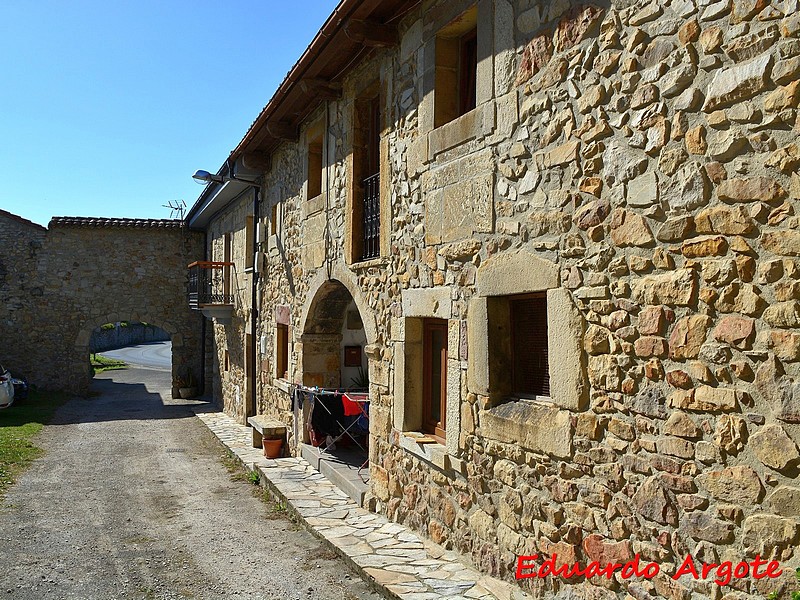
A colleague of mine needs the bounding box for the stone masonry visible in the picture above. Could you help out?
[194,0,800,597]
[0,214,204,396]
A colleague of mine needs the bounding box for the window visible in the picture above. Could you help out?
[223,233,231,298]
[276,323,289,380]
[270,203,278,236]
[485,293,551,401]
[245,216,254,270]
[434,6,478,128]
[510,294,549,398]
[350,86,382,262]
[307,133,323,199]
[423,319,448,439]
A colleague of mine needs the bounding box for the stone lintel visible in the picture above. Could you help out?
[401,287,452,319]
[476,249,558,296]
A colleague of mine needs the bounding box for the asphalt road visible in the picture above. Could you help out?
[0,367,383,600]
[100,341,173,371]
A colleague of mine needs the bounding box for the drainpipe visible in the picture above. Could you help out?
[250,185,260,419]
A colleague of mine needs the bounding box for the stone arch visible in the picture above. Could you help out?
[73,312,194,397]
[299,262,378,347]
[298,263,378,390]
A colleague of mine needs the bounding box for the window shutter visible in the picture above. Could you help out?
[511,296,549,397]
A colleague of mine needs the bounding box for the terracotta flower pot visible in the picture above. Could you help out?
[262,438,283,458]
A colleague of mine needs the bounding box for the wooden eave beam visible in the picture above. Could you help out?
[344,19,399,47]
[241,151,271,172]
[298,78,343,100]
[265,121,299,141]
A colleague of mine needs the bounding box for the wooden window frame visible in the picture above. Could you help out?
[222,233,232,298]
[276,323,289,380]
[459,28,478,117]
[422,318,448,440]
[270,203,278,236]
[351,85,382,263]
[245,216,254,270]
[434,6,478,128]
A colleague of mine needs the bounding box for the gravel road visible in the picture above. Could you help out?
[0,367,384,600]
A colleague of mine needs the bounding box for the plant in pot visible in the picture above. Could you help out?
[176,372,198,399]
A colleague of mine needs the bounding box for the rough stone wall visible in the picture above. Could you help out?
[375,0,800,597]
[0,211,47,377]
[0,215,204,396]
[205,196,250,422]
[242,0,800,596]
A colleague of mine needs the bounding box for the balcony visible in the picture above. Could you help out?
[188,261,234,324]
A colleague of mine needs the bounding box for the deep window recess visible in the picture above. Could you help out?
[270,204,278,236]
[245,216,254,270]
[423,319,448,439]
[223,233,232,298]
[434,6,478,128]
[511,294,549,398]
[307,135,323,199]
[276,323,289,380]
[459,29,477,116]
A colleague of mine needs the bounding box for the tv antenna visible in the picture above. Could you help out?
[164,199,187,220]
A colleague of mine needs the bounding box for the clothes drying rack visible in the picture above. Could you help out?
[292,385,370,457]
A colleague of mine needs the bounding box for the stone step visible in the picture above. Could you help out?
[300,443,369,507]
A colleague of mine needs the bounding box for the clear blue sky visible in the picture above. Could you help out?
[0,1,339,227]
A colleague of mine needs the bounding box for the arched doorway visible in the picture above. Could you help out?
[297,278,373,505]
[301,280,369,389]
[74,314,199,399]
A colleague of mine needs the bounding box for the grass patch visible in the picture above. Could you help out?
[0,389,69,498]
[91,353,127,372]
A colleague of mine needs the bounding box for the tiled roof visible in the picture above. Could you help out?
[49,217,183,228]
[0,209,47,231]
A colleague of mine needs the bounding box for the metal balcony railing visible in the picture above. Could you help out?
[361,172,380,261]
[187,261,234,309]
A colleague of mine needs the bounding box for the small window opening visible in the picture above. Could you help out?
[307,135,323,199]
[276,323,289,380]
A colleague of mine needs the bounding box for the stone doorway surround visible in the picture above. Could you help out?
[295,264,379,493]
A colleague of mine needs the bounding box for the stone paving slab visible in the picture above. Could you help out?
[194,407,531,600]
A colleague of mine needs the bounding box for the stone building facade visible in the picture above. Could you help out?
[0,213,204,396]
[188,0,800,596]
[0,210,48,378]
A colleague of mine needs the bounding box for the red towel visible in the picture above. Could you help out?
[342,395,362,416]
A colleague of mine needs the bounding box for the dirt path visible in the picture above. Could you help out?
[0,367,383,600]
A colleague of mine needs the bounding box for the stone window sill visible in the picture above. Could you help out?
[303,192,326,218]
[427,100,495,160]
[350,256,389,271]
[398,432,466,476]
[273,378,292,394]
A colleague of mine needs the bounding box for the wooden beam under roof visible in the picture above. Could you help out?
[344,19,399,47]
[298,79,343,100]
[241,152,271,172]
[265,121,298,141]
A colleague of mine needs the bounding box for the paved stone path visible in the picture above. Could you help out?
[193,407,531,600]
